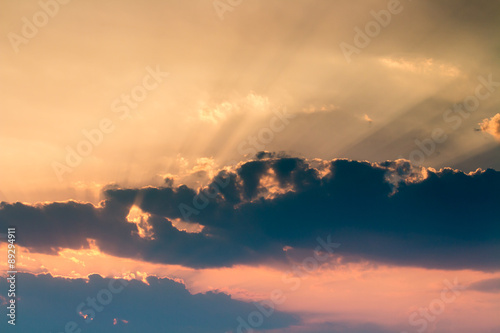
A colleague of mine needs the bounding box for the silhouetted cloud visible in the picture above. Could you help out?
[0,273,298,333]
[1,156,499,270]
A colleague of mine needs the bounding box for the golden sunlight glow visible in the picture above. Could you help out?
[126,205,154,240]
[170,218,204,234]
[1,1,499,331]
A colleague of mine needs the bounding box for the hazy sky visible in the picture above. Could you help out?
[0,1,499,332]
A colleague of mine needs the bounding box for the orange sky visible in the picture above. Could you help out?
[2,239,499,331]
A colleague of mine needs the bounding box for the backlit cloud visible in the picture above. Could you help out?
[1,156,499,271]
[480,113,500,141]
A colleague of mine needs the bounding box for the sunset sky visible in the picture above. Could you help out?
[1,0,499,332]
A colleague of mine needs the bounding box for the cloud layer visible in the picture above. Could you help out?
[1,156,499,271]
[0,272,297,333]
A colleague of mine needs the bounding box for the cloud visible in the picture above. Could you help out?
[0,273,298,333]
[480,113,500,140]
[468,277,500,293]
[198,93,271,124]
[1,156,499,271]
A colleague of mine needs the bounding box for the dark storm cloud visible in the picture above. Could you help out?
[0,273,297,333]
[237,160,269,199]
[0,200,136,255]
[1,156,499,270]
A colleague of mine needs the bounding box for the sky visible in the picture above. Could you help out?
[0,0,499,332]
